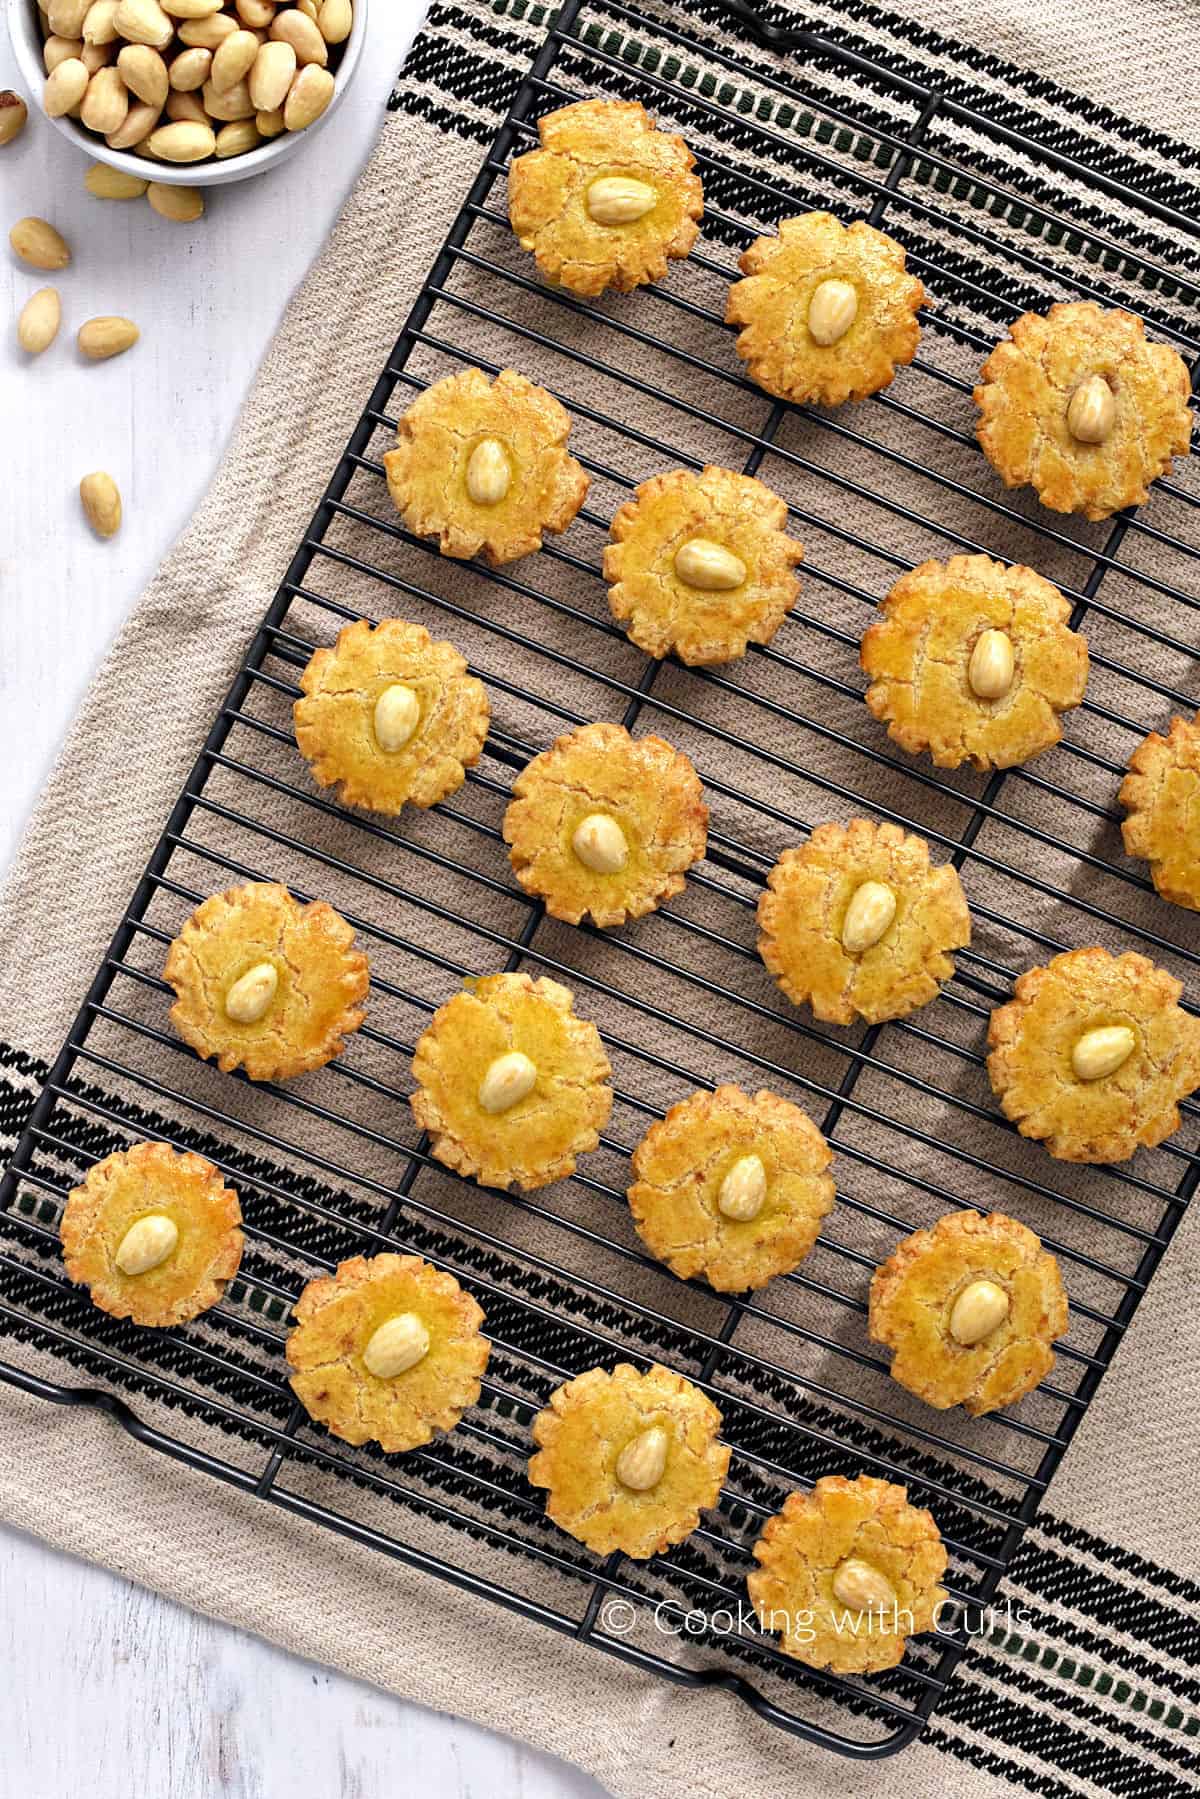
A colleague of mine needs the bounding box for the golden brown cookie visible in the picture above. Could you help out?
[382,366,589,565]
[869,1210,1068,1417]
[60,1140,243,1328]
[757,820,970,1027]
[1120,713,1200,911]
[748,1474,947,1674]
[164,881,369,1082]
[410,972,612,1191]
[726,211,925,406]
[294,618,489,815]
[975,302,1191,520]
[628,1085,835,1292]
[987,947,1200,1163]
[286,1254,489,1454]
[603,464,803,665]
[528,1362,730,1559]
[507,98,703,298]
[502,722,708,929]
[861,555,1089,771]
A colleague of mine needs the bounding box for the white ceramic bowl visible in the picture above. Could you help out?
[7,0,368,184]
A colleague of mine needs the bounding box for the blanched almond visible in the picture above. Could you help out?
[117,42,168,106]
[270,7,326,62]
[202,75,254,119]
[673,536,746,591]
[317,0,351,42]
[1067,373,1115,445]
[248,38,295,110]
[148,117,215,158]
[254,105,283,136]
[47,0,89,33]
[165,87,206,122]
[362,1313,429,1379]
[115,1213,178,1275]
[615,1427,669,1491]
[17,287,61,354]
[1071,1024,1135,1082]
[80,66,129,135]
[235,0,275,23]
[80,40,112,71]
[161,0,224,13]
[169,45,212,89]
[807,277,858,346]
[113,0,173,47]
[215,117,259,156]
[10,216,71,270]
[477,1050,536,1114]
[82,0,119,42]
[211,27,259,91]
[44,56,89,116]
[44,36,84,72]
[282,63,332,129]
[585,175,655,225]
[84,160,148,196]
[106,97,160,146]
[225,961,278,1023]
[146,179,204,219]
[571,812,627,874]
[717,1153,767,1222]
[831,1557,894,1613]
[178,10,237,44]
[841,880,896,954]
[80,470,122,537]
[948,1278,1010,1346]
[78,314,140,359]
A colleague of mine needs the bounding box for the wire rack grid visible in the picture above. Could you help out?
[2,0,1200,1761]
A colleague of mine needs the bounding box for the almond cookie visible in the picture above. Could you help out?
[1119,712,1200,911]
[748,1473,947,1674]
[294,618,489,815]
[382,366,589,565]
[726,211,925,406]
[603,464,803,664]
[869,1210,1068,1417]
[861,555,1088,771]
[758,820,970,1027]
[502,721,708,929]
[528,1362,730,1559]
[975,302,1191,520]
[410,972,612,1191]
[629,1085,834,1293]
[287,1254,489,1454]
[164,881,370,1082]
[507,98,703,298]
[987,947,1200,1163]
[61,1140,243,1328]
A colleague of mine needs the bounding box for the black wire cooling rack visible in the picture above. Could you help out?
[3,0,1200,1761]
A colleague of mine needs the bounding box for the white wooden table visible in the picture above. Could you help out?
[0,5,605,1791]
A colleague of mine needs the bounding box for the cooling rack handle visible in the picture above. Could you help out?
[709,0,821,52]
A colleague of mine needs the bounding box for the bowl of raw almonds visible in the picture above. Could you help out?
[9,0,367,184]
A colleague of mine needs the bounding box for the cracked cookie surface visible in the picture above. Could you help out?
[603,464,803,664]
[502,721,707,928]
[987,946,1200,1163]
[164,881,370,1082]
[382,366,589,565]
[1120,713,1200,911]
[61,1140,243,1328]
[410,972,612,1191]
[629,1086,835,1292]
[748,1474,947,1674]
[869,1210,1067,1416]
[758,820,970,1026]
[861,555,1088,771]
[287,1254,489,1454]
[507,98,703,298]
[726,211,925,406]
[294,617,489,815]
[975,301,1191,520]
[528,1362,730,1558]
